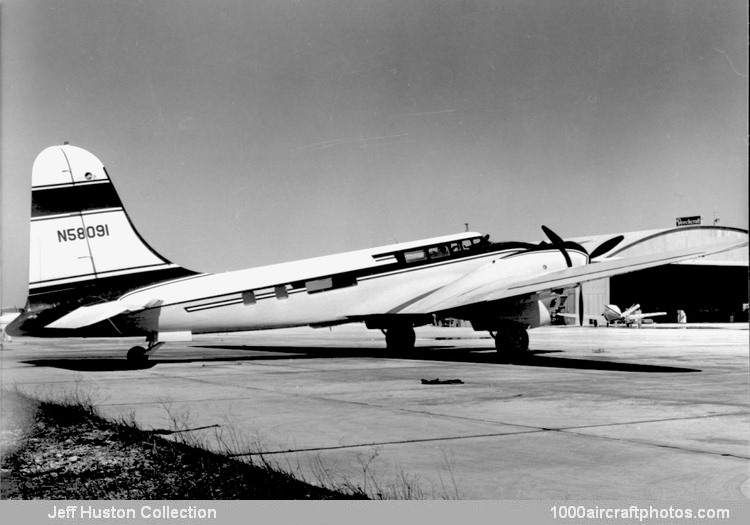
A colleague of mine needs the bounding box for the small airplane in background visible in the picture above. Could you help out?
[1,309,21,342]
[602,304,666,327]
[6,145,746,364]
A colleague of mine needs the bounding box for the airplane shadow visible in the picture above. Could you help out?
[21,345,700,374]
[21,359,159,372]
[191,344,700,373]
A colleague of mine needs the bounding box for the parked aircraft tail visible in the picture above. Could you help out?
[27,144,196,305]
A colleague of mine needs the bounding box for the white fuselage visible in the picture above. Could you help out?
[117,233,580,335]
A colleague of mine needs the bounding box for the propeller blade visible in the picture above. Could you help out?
[589,235,625,259]
[578,287,584,326]
[541,225,572,267]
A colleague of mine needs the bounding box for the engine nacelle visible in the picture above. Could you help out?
[470,298,551,331]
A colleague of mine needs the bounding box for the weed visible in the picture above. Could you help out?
[2,387,463,500]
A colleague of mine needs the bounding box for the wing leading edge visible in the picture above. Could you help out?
[396,239,747,315]
[41,238,745,331]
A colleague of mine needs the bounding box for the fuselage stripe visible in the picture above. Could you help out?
[160,247,545,313]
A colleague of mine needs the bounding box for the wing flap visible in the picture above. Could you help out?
[398,239,747,315]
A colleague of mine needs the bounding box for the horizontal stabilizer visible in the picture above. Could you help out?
[628,312,667,320]
[45,300,151,329]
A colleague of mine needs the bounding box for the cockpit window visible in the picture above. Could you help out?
[427,245,450,259]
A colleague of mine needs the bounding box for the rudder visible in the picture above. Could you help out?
[29,144,193,302]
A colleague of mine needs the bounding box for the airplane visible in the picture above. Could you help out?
[1,310,21,342]
[6,144,746,364]
[602,304,666,327]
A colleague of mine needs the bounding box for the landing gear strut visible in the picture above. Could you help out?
[490,322,530,362]
[384,325,416,351]
[126,334,164,364]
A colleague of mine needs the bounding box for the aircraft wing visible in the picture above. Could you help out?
[396,239,746,315]
[45,300,155,329]
[627,312,667,320]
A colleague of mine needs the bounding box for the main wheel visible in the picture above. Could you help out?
[493,325,530,362]
[127,345,148,364]
[385,326,416,350]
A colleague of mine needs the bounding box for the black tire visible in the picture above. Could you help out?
[385,326,416,350]
[127,345,148,363]
[493,325,530,362]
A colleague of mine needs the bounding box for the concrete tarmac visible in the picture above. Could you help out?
[1,324,748,500]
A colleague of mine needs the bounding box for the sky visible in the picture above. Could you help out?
[1,0,747,308]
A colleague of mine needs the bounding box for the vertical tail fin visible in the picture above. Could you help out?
[29,145,194,301]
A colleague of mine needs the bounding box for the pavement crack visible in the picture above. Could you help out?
[555,410,749,432]
[555,428,750,461]
[227,429,547,457]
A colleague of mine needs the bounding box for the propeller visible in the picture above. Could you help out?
[575,234,622,325]
[578,287,584,326]
[541,226,586,325]
[589,234,624,259]
[541,225,573,266]
[541,225,589,267]
[540,227,626,326]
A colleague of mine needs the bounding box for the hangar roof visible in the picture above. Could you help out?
[571,226,748,267]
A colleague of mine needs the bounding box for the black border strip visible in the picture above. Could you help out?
[32,182,123,217]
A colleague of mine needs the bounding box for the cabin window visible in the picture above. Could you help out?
[427,245,450,259]
[404,249,426,263]
[306,277,333,293]
[306,275,357,293]
[334,274,358,289]
[275,285,289,300]
[242,291,256,305]
[449,242,463,253]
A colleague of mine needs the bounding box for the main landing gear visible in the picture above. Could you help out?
[489,322,530,362]
[383,325,416,351]
[126,334,164,364]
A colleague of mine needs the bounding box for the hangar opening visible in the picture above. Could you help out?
[610,265,748,323]
[565,225,748,325]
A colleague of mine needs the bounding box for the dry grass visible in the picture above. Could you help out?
[0,389,364,500]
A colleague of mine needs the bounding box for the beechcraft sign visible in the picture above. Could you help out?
[676,216,702,226]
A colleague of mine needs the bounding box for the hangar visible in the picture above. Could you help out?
[562,225,749,325]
